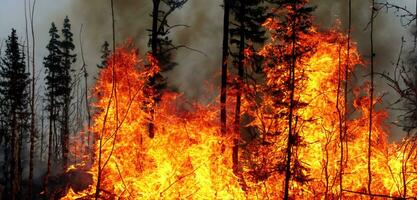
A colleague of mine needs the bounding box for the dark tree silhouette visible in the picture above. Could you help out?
[264,0,315,198]
[0,29,29,200]
[229,0,268,175]
[27,0,37,198]
[43,22,62,195]
[368,0,376,196]
[221,0,231,137]
[59,16,76,170]
[147,0,188,138]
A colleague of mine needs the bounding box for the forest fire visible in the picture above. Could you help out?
[3,0,417,199]
[61,25,417,199]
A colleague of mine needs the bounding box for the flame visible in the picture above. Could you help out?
[62,30,417,199]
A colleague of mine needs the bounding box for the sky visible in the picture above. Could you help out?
[0,0,72,66]
[0,0,416,141]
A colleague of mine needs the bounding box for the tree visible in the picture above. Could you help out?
[26,0,37,198]
[147,0,188,138]
[149,0,187,72]
[368,0,376,196]
[262,0,315,198]
[220,0,231,137]
[229,0,269,175]
[97,41,110,69]
[43,22,61,194]
[59,16,76,170]
[0,29,29,200]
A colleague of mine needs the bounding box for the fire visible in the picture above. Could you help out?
[62,29,417,199]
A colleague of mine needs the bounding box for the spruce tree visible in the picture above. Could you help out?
[147,0,188,138]
[59,16,76,170]
[229,0,269,175]
[149,0,187,73]
[0,28,29,200]
[266,0,315,198]
[43,22,61,194]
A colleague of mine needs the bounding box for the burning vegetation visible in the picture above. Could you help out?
[62,27,417,199]
[3,0,417,199]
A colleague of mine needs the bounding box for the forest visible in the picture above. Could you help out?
[1,0,417,199]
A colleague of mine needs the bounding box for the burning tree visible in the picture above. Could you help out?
[229,0,269,178]
[146,0,188,139]
[18,1,417,199]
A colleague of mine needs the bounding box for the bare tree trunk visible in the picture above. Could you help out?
[233,0,245,176]
[41,107,44,161]
[25,0,30,73]
[336,46,343,199]
[62,104,70,170]
[368,0,375,197]
[84,72,91,154]
[53,116,58,162]
[146,0,161,139]
[283,2,297,199]
[340,0,352,198]
[221,0,230,137]
[79,25,91,160]
[24,0,32,196]
[414,0,417,51]
[29,0,37,198]
[10,114,20,200]
[44,76,54,196]
[95,1,116,199]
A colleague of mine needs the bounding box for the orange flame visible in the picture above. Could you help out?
[62,29,417,199]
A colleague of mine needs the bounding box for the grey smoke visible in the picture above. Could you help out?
[68,0,223,102]
[1,0,413,141]
[312,0,415,140]
[68,0,414,140]
[0,0,413,185]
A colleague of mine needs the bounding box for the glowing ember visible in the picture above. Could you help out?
[62,28,417,199]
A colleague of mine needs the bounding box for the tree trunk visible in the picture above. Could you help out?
[221,0,230,136]
[284,2,297,199]
[233,0,245,177]
[3,135,10,198]
[368,0,375,196]
[10,113,20,200]
[29,0,37,198]
[95,1,116,199]
[147,0,160,139]
[44,77,54,195]
[62,103,70,170]
[341,0,352,198]
[41,108,44,162]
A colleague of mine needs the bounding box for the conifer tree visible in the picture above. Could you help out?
[0,28,29,200]
[265,0,315,198]
[147,0,188,138]
[43,22,61,193]
[59,16,76,170]
[229,0,269,174]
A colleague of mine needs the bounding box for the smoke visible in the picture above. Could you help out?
[311,0,414,140]
[68,0,223,101]
[68,0,412,139]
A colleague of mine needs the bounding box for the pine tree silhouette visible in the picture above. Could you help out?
[0,28,29,200]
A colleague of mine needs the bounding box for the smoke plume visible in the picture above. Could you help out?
[69,0,413,140]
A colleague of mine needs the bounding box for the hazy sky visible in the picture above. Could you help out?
[0,0,71,68]
[0,0,416,140]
